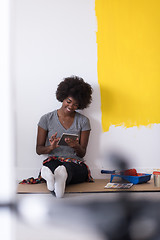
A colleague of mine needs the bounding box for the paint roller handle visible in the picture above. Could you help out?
[101,170,116,174]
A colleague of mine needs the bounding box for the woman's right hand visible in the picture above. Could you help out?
[49,132,60,149]
[36,126,60,155]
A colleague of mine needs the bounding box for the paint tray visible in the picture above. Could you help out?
[110,173,152,185]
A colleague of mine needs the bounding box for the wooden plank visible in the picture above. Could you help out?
[17,179,160,194]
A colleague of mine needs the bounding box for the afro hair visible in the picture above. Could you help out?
[56,76,92,110]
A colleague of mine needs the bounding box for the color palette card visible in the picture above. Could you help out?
[105,183,133,189]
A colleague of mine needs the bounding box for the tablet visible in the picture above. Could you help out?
[57,133,79,146]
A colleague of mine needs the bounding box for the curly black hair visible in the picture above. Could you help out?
[56,76,93,109]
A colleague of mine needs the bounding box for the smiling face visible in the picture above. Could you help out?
[62,97,79,115]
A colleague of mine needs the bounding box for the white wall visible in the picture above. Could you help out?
[15,0,102,179]
[15,0,160,180]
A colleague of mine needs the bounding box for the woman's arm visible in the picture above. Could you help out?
[36,126,59,155]
[65,130,90,158]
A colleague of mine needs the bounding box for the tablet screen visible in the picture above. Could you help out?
[57,133,79,146]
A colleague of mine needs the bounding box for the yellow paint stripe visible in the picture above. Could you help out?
[95,0,160,131]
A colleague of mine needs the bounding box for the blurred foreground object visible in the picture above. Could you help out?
[15,196,160,240]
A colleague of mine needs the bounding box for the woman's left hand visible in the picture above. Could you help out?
[64,137,79,148]
[65,130,90,158]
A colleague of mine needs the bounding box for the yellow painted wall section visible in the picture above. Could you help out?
[95,0,160,132]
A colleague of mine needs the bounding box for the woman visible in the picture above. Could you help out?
[36,76,93,198]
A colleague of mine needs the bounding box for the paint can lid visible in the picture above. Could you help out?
[153,171,160,175]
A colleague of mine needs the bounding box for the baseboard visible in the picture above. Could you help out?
[16,167,109,181]
[16,168,41,181]
[16,167,156,181]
